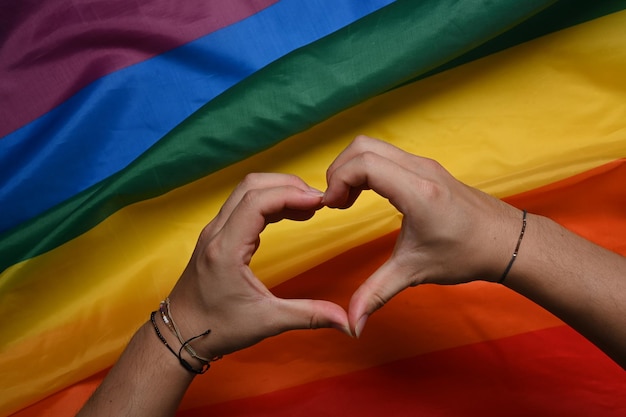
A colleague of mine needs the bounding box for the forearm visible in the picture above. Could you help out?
[504,213,626,368]
[76,176,346,415]
[77,320,195,417]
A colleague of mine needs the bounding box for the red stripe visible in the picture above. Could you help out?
[0,0,278,137]
[182,326,626,417]
[18,328,624,417]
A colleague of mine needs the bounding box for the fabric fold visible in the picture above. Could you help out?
[0,0,554,272]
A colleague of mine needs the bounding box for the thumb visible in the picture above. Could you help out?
[348,259,410,338]
[274,298,351,337]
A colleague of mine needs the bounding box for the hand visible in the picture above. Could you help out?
[323,136,524,336]
[167,173,350,360]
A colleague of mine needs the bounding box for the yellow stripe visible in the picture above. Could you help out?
[2,10,626,416]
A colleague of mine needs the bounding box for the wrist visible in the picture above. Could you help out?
[496,209,527,284]
[500,213,554,287]
[461,202,529,284]
[139,319,198,380]
[152,301,221,375]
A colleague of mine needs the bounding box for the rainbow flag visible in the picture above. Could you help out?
[2,1,625,415]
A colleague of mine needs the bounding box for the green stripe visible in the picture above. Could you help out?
[0,0,559,272]
[397,0,626,88]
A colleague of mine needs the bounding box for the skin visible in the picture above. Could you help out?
[77,174,350,417]
[323,136,626,366]
[78,136,626,416]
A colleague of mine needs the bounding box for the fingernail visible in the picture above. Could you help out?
[355,314,369,339]
[331,323,353,338]
[306,187,324,197]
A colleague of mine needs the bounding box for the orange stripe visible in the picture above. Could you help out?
[505,158,626,253]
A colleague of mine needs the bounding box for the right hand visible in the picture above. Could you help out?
[323,136,525,336]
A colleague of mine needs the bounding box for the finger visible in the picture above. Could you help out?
[326,135,429,185]
[324,149,424,213]
[272,298,351,337]
[205,173,319,239]
[347,258,413,337]
[219,185,324,260]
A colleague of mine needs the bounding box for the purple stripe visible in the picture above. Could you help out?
[0,0,279,137]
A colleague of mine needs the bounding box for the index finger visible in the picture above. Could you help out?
[324,148,425,214]
[218,185,325,263]
[326,136,426,184]
[204,173,319,240]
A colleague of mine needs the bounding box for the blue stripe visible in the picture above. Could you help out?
[0,0,394,233]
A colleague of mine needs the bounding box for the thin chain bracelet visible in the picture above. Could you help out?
[150,311,212,374]
[498,209,527,284]
[160,298,211,364]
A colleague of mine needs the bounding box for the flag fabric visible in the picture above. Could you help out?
[1,1,625,416]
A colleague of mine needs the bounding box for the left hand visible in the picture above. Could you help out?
[323,136,522,336]
[166,173,351,360]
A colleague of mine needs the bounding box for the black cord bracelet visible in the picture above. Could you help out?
[150,311,211,374]
[498,209,527,284]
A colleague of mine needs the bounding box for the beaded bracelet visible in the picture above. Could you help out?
[150,311,213,374]
[160,298,211,364]
[498,209,527,284]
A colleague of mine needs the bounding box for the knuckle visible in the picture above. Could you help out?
[239,188,261,208]
[187,233,223,275]
[202,236,225,265]
[356,150,380,169]
[240,172,264,189]
[410,176,445,202]
[240,172,305,190]
[309,314,319,330]
[283,173,305,187]
[421,156,444,170]
[370,291,389,311]
[352,134,374,149]
[325,166,334,182]
[198,224,214,243]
